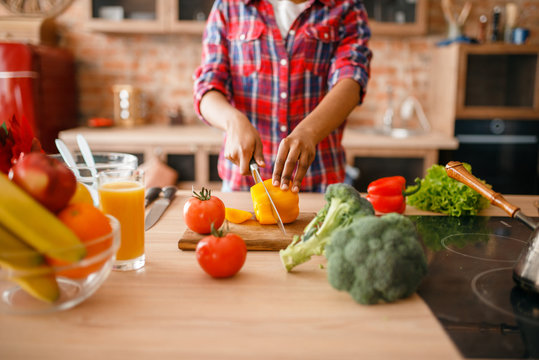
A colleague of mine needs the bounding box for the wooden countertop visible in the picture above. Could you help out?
[2,191,537,360]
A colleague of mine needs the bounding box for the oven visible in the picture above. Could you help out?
[439,119,539,195]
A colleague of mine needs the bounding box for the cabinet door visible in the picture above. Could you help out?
[85,0,167,33]
[363,0,427,36]
[168,0,214,34]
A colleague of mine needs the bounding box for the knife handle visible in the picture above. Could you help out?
[145,187,162,207]
[162,186,177,201]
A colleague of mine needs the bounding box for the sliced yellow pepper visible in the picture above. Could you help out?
[225,208,253,224]
[250,179,299,224]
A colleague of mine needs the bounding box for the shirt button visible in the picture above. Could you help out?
[324,33,329,39]
[289,30,295,35]
[239,33,246,40]
[280,125,287,132]
[280,59,287,66]
[280,92,287,99]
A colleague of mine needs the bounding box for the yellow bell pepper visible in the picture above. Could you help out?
[250,179,299,224]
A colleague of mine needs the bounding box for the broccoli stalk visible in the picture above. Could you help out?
[279,183,374,272]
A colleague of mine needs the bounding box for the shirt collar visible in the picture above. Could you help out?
[243,0,334,7]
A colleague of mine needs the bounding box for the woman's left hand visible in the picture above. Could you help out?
[272,130,316,193]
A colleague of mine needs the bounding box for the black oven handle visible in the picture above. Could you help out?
[457,134,538,145]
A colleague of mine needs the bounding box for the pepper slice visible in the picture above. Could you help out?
[250,179,299,224]
[366,176,420,214]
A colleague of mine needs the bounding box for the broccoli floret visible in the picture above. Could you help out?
[279,183,374,272]
[326,213,427,305]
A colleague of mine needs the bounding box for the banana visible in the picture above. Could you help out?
[0,173,86,263]
[0,224,60,303]
[0,224,44,270]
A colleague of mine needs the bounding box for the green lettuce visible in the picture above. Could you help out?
[405,163,490,216]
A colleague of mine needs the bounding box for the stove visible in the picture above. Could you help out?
[410,215,539,359]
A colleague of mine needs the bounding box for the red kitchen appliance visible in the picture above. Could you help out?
[0,42,77,153]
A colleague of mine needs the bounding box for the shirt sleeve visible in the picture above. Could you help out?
[193,0,232,122]
[328,0,372,104]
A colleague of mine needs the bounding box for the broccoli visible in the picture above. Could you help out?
[325,213,427,305]
[279,183,374,272]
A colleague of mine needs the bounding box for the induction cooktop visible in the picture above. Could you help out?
[411,215,539,359]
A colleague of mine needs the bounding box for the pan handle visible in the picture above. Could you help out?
[445,161,520,217]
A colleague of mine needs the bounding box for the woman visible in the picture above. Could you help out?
[194,0,372,193]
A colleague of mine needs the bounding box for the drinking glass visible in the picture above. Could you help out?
[98,169,145,271]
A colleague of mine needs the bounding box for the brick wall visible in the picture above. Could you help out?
[54,0,539,128]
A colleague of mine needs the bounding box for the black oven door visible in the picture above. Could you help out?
[439,120,539,195]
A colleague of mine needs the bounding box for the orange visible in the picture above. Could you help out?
[48,203,113,278]
[69,182,94,206]
[225,208,253,224]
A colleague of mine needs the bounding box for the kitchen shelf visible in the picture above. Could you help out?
[84,0,211,34]
[363,0,428,36]
[84,0,427,35]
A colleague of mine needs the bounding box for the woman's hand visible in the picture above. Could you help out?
[200,91,264,175]
[223,114,264,175]
[272,130,316,193]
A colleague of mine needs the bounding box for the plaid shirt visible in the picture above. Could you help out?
[194,0,371,192]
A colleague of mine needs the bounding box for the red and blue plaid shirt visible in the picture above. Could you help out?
[194,0,371,192]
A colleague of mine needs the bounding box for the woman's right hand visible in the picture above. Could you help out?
[200,90,265,175]
[223,113,264,175]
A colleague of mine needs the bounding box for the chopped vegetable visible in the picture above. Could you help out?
[366,176,420,214]
[225,208,252,224]
[405,163,490,216]
[279,183,374,272]
[250,179,299,224]
[326,213,427,305]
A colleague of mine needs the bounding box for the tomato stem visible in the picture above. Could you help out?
[192,186,212,201]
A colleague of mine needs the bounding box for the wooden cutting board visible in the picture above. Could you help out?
[178,212,315,251]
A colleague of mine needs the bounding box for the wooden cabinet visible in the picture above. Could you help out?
[429,43,539,136]
[363,0,428,36]
[84,0,427,36]
[84,0,212,34]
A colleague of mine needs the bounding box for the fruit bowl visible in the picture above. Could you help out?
[0,215,120,315]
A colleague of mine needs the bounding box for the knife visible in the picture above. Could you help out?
[145,187,162,207]
[145,186,176,231]
[249,158,286,235]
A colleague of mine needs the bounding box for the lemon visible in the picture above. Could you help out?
[69,182,94,205]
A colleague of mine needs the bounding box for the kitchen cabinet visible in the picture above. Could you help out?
[363,0,428,36]
[58,125,457,189]
[83,0,427,35]
[429,43,539,136]
[84,0,213,34]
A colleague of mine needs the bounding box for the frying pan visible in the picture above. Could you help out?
[445,161,539,293]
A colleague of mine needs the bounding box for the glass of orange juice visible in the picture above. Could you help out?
[97,169,145,271]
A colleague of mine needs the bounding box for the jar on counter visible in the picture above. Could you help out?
[112,84,147,127]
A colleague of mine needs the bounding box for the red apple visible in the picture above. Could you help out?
[9,152,77,213]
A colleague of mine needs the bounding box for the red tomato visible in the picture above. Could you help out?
[196,232,247,278]
[183,187,225,234]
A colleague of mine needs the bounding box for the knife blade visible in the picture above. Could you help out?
[249,159,287,235]
[145,186,176,231]
[145,187,162,207]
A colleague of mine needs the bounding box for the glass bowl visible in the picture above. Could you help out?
[0,215,120,315]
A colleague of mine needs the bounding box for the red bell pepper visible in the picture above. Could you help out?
[366,176,420,214]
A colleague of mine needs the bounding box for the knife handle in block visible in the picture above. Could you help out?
[145,187,162,207]
[445,161,519,217]
[162,186,177,201]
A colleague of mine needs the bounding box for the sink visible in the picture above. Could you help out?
[351,126,427,138]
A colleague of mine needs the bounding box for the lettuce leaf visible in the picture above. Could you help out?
[405,163,490,216]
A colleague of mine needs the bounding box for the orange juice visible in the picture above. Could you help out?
[98,181,145,261]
